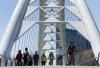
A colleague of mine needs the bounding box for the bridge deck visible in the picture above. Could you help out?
[0,66,99,68]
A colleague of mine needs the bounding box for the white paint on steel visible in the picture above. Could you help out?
[69,0,76,5]
[19,21,36,37]
[0,0,100,65]
[53,7,64,16]
[47,2,58,7]
[76,0,100,58]
[39,7,51,16]
[68,21,89,40]
[29,0,36,4]
[45,16,59,22]
[0,0,30,56]
[65,6,82,19]
[25,6,38,18]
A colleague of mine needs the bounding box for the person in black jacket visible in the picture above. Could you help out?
[28,55,33,66]
[23,47,29,66]
[33,51,39,66]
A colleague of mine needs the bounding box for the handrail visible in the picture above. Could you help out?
[0,54,100,66]
[0,54,15,61]
[76,53,100,66]
[76,57,98,66]
[0,54,16,66]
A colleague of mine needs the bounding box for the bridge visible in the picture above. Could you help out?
[0,0,100,67]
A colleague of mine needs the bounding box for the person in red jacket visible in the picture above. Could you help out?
[16,50,22,66]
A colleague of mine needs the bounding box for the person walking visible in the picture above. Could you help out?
[28,55,33,66]
[33,51,39,66]
[48,52,55,65]
[23,47,29,66]
[56,46,64,65]
[16,50,22,66]
[41,53,47,65]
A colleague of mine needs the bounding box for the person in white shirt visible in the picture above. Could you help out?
[56,46,64,65]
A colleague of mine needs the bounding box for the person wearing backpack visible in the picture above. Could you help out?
[48,52,55,65]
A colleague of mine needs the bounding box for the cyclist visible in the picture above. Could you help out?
[67,41,77,65]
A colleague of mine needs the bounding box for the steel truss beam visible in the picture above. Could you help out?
[0,0,100,65]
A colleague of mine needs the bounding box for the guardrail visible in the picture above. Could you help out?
[76,52,100,66]
[0,54,15,66]
[0,52,99,66]
[76,57,98,66]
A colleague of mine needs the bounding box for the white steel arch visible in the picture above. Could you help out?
[0,0,100,64]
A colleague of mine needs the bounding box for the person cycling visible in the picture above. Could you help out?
[67,41,77,65]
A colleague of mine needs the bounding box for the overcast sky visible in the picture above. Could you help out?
[0,0,100,42]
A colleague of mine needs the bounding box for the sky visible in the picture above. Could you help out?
[0,0,100,42]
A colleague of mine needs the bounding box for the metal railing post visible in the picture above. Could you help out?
[97,52,100,66]
[5,59,8,66]
[0,59,1,66]
[4,53,7,66]
[0,58,1,66]
[10,59,13,66]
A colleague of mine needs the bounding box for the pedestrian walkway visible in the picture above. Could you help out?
[0,66,99,68]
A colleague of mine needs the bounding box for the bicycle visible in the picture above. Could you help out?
[67,52,75,65]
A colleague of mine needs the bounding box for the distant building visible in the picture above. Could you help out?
[56,28,92,52]
[65,29,91,53]
[56,28,94,65]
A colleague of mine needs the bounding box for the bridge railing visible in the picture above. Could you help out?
[76,52,100,66]
[0,54,15,66]
[0,52,100,66]
[76,57,98,66]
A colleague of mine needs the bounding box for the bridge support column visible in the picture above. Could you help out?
[58,0,66,65]
[0,0,30,56]
[76,0,100,64]
[38,0,46,65]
